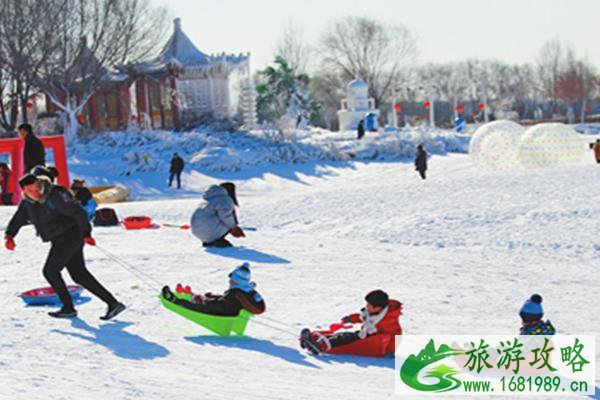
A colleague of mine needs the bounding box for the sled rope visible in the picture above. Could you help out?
[258,315,299,330]
[244,316,299,338]
[95,245,163,291]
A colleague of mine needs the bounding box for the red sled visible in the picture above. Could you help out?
[326,333,395,357]
[20,285,83,306]
[123,216,154,230]
[312,323,397,357]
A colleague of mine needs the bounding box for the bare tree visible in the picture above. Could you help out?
[535,38,565,108]
[0,0,64,132]
[317,16,418,107]
[34,0,169,141]
[276,19,311,74]
[557,49,599,122]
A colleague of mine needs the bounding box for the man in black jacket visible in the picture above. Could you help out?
[18,123,46,174]
[168,153,184,189]
[4,174,125,319]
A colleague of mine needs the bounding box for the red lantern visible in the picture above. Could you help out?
[76,114,86,123]
[394,103,402,113]
[25,102,33,110]
[478,102,485,111]
[456,104,464,114]
[423,101,431,109]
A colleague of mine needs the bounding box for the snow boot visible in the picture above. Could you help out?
[300,328,322,355]
[162,285,178,303]
[100,302,126,321]
[48,307,77,319]
[202,238,233,248]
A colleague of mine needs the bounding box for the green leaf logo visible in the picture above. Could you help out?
[400,339,464,392]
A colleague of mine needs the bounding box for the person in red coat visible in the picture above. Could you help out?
[306,290,402,354]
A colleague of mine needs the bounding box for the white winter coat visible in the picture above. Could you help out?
[191,185,237,243]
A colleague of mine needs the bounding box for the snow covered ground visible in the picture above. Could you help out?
[1,147,599,399]
[64,127,468,200]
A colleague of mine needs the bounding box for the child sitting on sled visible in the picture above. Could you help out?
[161,263,266,317]
[519,294,555,335]
[300,289,402,355]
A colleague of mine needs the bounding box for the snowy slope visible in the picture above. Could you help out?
[1,153,599,400]
[65,127,468,200]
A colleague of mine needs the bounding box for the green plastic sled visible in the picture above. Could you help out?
[159,292,253,337]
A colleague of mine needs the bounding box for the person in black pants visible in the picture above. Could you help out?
[415,144,428,180]
[168,153,185,189]
[4,174,125,319]
[18,123,46,173]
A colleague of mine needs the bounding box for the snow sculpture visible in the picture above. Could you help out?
[517,123,587,169]
[469,120,525,169]
[337,79,379,131]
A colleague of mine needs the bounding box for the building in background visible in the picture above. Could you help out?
[42,18,253,132]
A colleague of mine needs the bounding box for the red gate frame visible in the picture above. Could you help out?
[0,135,70,204]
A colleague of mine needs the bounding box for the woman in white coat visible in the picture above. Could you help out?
[191,182,245,247]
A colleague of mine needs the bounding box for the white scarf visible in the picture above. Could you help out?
[358,306,389,339]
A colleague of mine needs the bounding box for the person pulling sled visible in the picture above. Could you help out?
[4,174,125,320]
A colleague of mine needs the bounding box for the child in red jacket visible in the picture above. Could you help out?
[300,290,402,354]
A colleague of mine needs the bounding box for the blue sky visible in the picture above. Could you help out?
[159,0,599,71]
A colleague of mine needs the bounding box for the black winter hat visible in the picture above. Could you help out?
[365,290,389,308]
[19,173,38,188]
[220,182,238,206]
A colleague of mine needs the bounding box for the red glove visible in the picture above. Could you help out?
[4,235,15,251]
[229,226,245,238]
[83,236,96,246]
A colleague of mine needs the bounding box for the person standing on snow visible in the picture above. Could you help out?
[18,123,46,174]
[357,119,365,140]
[415,144,428,180]
[0,162,12,205]
[4,174,125,319]
[191,182,245,248]
[169,153,185,189]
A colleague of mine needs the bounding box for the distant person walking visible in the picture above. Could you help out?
[415,145,428,180]
[593,139,600,164]
[169,153,185,189]
[18,123,45,174]
[357,119,365,140]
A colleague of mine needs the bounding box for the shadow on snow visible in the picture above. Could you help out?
[52,318,169,361]
[185,335,318,369]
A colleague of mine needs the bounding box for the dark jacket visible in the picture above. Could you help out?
[72,186,93,206]
[189,288,266,316]
[0,167,9,193]
[23,133,46,173]
[5,182,91,242]
[415,150,427,171]
[170,156,184,173]
[357,121,365,139]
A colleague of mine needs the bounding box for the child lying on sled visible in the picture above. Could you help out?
[301,289,402,354]
[162,263,266,317]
